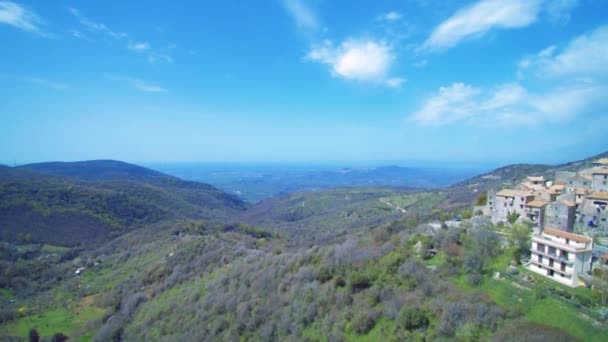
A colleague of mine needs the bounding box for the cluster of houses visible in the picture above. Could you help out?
[483,158,608,287]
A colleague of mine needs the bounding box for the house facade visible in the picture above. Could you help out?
[545,199,576,232]
[529,228,593,287]
[592,168,608,192]
[487,189,534,224]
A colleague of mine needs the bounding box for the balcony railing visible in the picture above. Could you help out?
[530,249,573,265]
[529,258,573,275]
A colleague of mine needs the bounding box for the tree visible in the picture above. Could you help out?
[52,332,69,342]
[509,224,531,263]
[507,212,520,225]
[591,268,608,305]
[28,329,40,342]
[461,208,473,220]
[476,193,487,206]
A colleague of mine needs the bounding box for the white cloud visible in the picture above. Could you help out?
[544,0,579,23]
[105,74,166,92]
[412,60,428,68]
[70,29,89,40]
[411,82,607,126]
[130,79,166,92]
[379,11,402,21]
[0,1,43,34]
[148,53,173,64]
[385,77,406,88]
[422,0,542,51]
[68,7,126,39]
[1,74,68,90]
[518,25,608,80]
[282,0,318,32]
[307,39,403,87]
[69,8,173,64]
[128,41,150,52]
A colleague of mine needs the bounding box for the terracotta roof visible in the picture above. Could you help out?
[591,168,608,175]
[526,200,548,208]
[601,254,608,260]
[594,158,608,165]
[560,199,576,207]
[575,188,588,195]
[527,176,544,181]
[520,182,545,191]
[589,192,608,200]
[496,189,533,197]
[543,228,592,243]
[550,184,566,191]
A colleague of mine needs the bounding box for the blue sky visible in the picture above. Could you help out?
[1,0,607,165]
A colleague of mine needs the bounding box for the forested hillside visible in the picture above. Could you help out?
[0,163,247,246]
[1,155,608,341]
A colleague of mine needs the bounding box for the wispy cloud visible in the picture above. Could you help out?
[105,74,167,93]
[1,74,69,90]
[0,1,45,35]
[68,7,126,39]
[307,39,403,88]
[415,23,608,127]
[410,82,606,127]
[518,25,608,80]
[128,41,150,52]
[282,0,319,32]
[70,29,90,40]
[422,0,542,51]
[147,53,173,64]
[378,11,402,22]
[69,8,173,64]
[544,0,579,24]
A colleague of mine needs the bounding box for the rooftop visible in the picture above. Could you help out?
[560,199,576,207]
[496,189,533,198]
[527,176,545,182]
[526,200,548,208]
[589,192,608,200]
[594,158,608,166]
[549,183,566,191]
[591,168,608,175]
[543,228,592,243]
[521,182,545,191]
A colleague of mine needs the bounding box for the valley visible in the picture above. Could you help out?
[1,154,607,341]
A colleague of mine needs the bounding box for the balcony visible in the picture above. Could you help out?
[529,258,573,275]
[532,235,591,253]
[530,249,573,265]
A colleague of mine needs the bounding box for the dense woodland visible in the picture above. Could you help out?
[1,159,607,341]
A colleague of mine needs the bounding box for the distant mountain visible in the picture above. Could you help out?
[20,159,188,183]
[153,162,484,203]
[1,161,249,246]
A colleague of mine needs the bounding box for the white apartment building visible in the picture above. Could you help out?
[529,228,593,287]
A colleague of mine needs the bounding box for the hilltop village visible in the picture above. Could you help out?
[482,158,608,287]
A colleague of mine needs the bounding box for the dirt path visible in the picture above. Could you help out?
[379,198,407,213]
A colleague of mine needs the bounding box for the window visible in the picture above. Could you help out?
[538,255,543,263]
[562,251,568,259]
